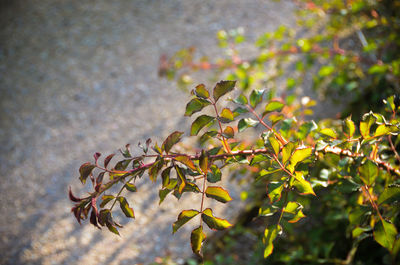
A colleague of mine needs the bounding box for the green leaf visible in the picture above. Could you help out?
[185,98,211,116]
[293,172,316,196]
[378,185,400,205]
[319,128,337,139]
[282,142,296,164]
[162,131,184,154]
[190,115,215,136]
[259,204,279,216]
[383,95,395,112]
[343,116,356,138]
[191,226,206,256]
[199,150,209,174]
[284,201,306,223]
[359,159,378,186]
[360,112,377,139]
[175,166,186,194]
[199,130,218,145]
[250,154,269,165]
[159,189,172,205]
[106,223,120,236]
[374,124,399,138]
[287,147,312,173]
[100,195,115,208]
[125,183,137,192]
[233,94,248,105]
[264,101,284,114]
[213,80,236,102]
[219,108,234,123]
[263,224,281,258]
[297,121,318,140]
[201,208,232,230]
[205,186,232,203]
[114,159,131,171]
[374,219,398,252]
[267,182,284,203]
[172,209,200,233]
[161,167,172,188]
[79,162,96,184]
[117,196,135,218]
[207,165,221,183]
[268,136,280,155]
[352,227,371,238]
[194,84,209,99]
[222,126,235,138]
[250,89,264,108]
[232,107,248,117]
[174,156,196,170]
[238,118,259,132]
[149,158,163,182]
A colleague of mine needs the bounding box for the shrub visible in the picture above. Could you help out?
[70,1,400,264]
[70,80,400,263]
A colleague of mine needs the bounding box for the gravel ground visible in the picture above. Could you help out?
[0,1,295,264]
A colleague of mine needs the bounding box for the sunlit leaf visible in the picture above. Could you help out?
[172,209,200,233]
[162,131,184,154]
[174,156,196,170]
[268,136,280,155]
[191,115,215,136]
[282,142,296,165]
[205,186,232,203]
[259,204,279,216]
[374,219,397,252]
[213,80,236,102]
[175,165,186,194]
[263,224,281,258]
[194,84,209,99]
[100,195,115,208]
[117,196,134,218]
[359,159,378,186]
[319,128,337,139]
[191,226,206,256]
[293,172,316,196]
[201,208,232,230]
[199,150,209,174]
[222,126,235,138]
[219,108,234,123]
[360,112,377,139]
[374,124,399,138]
[343,116,356,138]
[287,147,312,173]
[125,183,137,192]
[264,101,284,114]
[378,185,400,205]
[268,182,284,203]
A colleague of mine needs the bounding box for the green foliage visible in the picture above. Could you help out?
[160,0,400,118]
[69,80,400,263]
[69,1,400,264]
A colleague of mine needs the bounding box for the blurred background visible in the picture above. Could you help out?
[0,1,296,264]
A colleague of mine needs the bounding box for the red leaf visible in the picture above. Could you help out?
[104,154,115,168]
[68,187,82,202]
